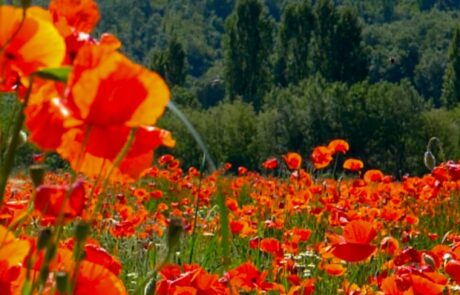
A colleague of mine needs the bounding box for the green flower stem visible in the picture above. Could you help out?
[90,128,138,221]
[0,76,34,206]
[188,154,207,264]
[216,179,230,270]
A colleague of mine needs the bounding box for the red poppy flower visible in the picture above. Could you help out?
[156,264,227,294]
[34,180,85,219]
[311,146,332,169]
[238,166,248,175]
[64,239,122,275]
[445,259,460,283]
[262,157,278,170]
[284,152,302,170]
[328,139,349,155]
[330,220,377,262]
[0,6,65,91]
[343,158,364,171]
[260,238,282,257]
[226,261,284,293]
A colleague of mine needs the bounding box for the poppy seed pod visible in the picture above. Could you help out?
[56,271,69,294]
[37,228,52,250]
[75,221,90,242]
[30,164,47,187]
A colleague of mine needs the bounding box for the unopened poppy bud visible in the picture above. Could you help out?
[422,253,436,269]
[167,216,183,252]
[56,272,69,294]
[424,150,436,171]
[30,164,46,187]
[144,278,156,295]
[18,130,28,147]
[74,221,90,242]
[37,228,52,250]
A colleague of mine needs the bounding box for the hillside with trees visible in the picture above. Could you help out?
[8,0,460,176]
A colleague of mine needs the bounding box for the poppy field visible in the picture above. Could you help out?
[1,1,460,294]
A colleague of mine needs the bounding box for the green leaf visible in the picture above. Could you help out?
[35,67,72,82]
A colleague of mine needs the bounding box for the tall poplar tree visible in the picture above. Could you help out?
[441,27,460,108]
[313,0,339,81]
[223,0,274,111]
[313,1,368,84]
[150,37,187,87]
[275,1,315,86]
[335,7,368,84]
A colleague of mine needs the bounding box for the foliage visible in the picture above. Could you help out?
[223,0,274,111]
[441,27,460,108]
[275,1,315,86]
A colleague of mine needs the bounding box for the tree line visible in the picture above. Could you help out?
[6,0,460,176]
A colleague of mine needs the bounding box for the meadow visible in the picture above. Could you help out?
[1,1,460,294]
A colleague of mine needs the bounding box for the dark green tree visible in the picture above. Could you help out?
[150,37,187,87]
[442,27,460,108]
[381,0,395,21]
[129,7,146,61]
[313,0,339,81]
[418,0,436,11]
[334,7,368,84]
[223,0,274,111]
[275,1,315,86]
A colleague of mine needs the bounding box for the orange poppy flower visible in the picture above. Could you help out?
[283,152,302,170]
[311,146,332,169]
[0,226,30,293]
[58,126,174,181]
[49,0,100,34]
[34,180,85,219]
[330,220,377,262]
[25,79,68,150]
[364,169,384,183]
[69,260,127,295]
[343,158,364,171]
[323,262,346,276]
[66,43,169,127]
[25,42,173,181]
[0,6,65,91]
[328,139,349,155]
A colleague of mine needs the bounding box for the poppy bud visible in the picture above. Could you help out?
[74,221,90,242]
[422,253,436,270]
[56,271,69,294]
[18,130,28,147]
[167,216,183,253]
[30,164,46,188]
[144,278,156,295]
[424,150,436,171]
[37,228,52,250]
